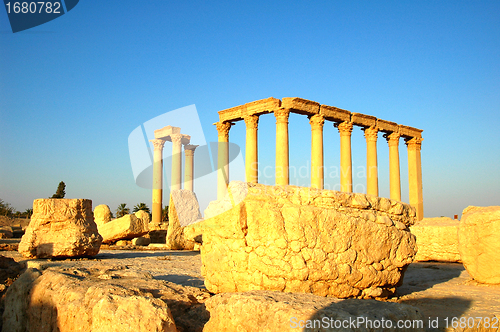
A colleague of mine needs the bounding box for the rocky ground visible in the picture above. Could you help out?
[1,247,499,331]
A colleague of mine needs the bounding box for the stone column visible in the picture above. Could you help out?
[184,145,198,192]
[406,136,424,220]
[337,121,353,193]
[364,126,379,196]
[309,114,325,189]
[274,109,290,186]
[150,138,166,226]
[216,121,231,199]
[170,134,183,191]
[244,115,259,184]
[385,132,401,201]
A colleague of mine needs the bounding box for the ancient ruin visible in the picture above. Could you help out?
[215,97,424,220]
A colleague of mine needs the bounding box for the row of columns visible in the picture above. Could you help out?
[215,112,424,220]
[150,134,198,225]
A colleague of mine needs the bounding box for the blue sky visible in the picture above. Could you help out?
[1,0,499,218]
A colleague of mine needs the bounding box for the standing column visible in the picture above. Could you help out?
[274,109,290,186]
[385,132,401,201]
[150,138,166,226]
[364,126,379,196]
[406,136,424,220]
[170,134,183,191]
[309,114,325,189]
[184,145,198,192]
[244,115,259,184]
[216,121,231,199]
[337,121,353,193]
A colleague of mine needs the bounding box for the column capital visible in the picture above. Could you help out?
[274,108,290,124]
[150,138,166,150]
[336,121,353,137]
[405,136,423,151]
[244,114,259,130]
[170,133,183,145]
[184,144,198,156]
[215,121,232,140]
[309,113,325,130]
[384,132,401,147]
[363,126,378,142]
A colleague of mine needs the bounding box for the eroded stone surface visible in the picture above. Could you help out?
[166,190,202,250]
[459,206,500,284]
[204,290,424,332]
[93,204,112,227]
[18,199,102,258]
[98,214,148,244]
[134,210,151,231]
[410,217,460,262]
[200,182,417,298]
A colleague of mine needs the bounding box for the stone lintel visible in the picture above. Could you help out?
[377,119,399,133]
[399,124,423,138]
[165,134,191,145]
[246,97,281,116]
[154,126,181,139]
[351,113,377,128]
[219,105,246,122]
[320,105,351,123]
[282,97,320,116]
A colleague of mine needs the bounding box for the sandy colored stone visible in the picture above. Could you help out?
[459,206,500,284]
[98,214,148,244]
[204,181,248,219]
[166,190,202,250]
[200,182,417,299]
[93,204,112,226]
[18,199,102,258]
[204,290,424,332]
[135,210,151,231]
[132,235,151,246]
[410,217,460,262]
[0,226,13,239]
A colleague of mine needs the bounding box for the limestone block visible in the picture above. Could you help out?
[459,206,500,284]
[410,217,460,262]
[98,214,148,244]
[18,199,102,259]
[204,291,424,332]
[93,204,112,227]
[166,190,203,250]
[0,226,13,239]
[134,210,151,231]
[204,181,248,219]
[3,268,178,332]
[200,182,417,299]
[132,235,151,246]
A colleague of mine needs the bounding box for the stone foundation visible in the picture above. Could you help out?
[200,182,417,298]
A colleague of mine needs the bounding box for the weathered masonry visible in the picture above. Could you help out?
[150,126,198,225]
[214,97,424,220]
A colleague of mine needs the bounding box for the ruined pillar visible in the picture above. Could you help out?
[150,138,166,226]
[406,136,424,220]
[184,145,198,192]
[216,121,231,199]
[170,134,183,191]
[337,121,353,193]
[309,113,325,189]
[244,114,259,184]
[364,126,379,196]
[274,109,290,186]
[385,132,401,201]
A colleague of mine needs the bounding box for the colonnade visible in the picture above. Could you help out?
[150,126,198,225]
[215,97,424,220]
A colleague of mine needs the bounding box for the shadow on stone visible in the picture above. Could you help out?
[154,273,205,288]
[397,262,464,296]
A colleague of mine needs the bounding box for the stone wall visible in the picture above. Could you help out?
[410,217,460,262]
[200,182,417,299]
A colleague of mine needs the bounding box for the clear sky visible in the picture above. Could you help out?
[1,0,499,218]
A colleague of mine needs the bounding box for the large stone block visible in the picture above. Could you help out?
[459,206,500,284]
[134,210,151,231]
[200,182,417,299]
[410,217,460,262]
[166,190,203,250]
[93,204,112,227]
[204,291,424,332]
[18,199,102,258]
[98,214,148,244]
